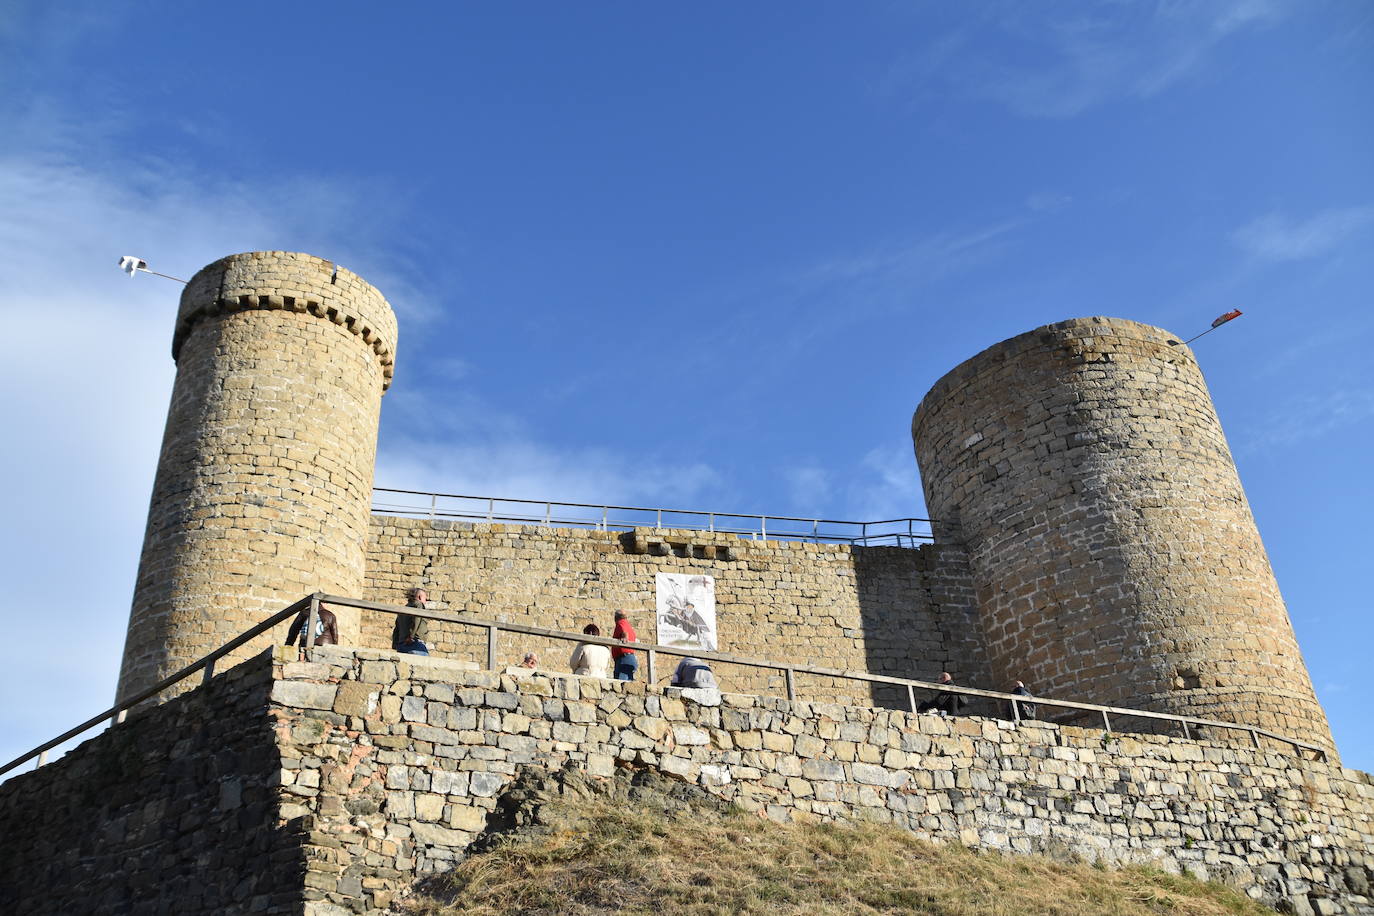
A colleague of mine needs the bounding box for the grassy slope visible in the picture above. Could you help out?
[408,793,1276,916]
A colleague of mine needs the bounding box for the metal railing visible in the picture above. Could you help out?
[0,596,312,780]
[2,592,1328,780]
[371,488,934,547]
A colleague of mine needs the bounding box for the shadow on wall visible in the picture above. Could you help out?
[855,543,996,716]
[0,654,306,913]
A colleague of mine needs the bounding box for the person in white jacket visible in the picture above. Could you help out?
[569,623,612,678]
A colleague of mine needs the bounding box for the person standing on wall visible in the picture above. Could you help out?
[612,610,638,681]
[394,587,432,656]
[286,602,339,649]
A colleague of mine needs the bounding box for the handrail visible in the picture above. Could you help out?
[371,487,935,547]
[323,594,1327,762]
[0,597,311,780]
[2,591,1328,779]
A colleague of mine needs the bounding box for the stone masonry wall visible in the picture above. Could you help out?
[0,655,302,915]
[913,317,1333,751]
[4,649,1370,915]
[119,252,397,704]
[276,647,1372,915]
[360,518,989,709]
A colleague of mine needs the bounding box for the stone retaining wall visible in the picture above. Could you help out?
[4,648,1370,915]
[0,655,302,915]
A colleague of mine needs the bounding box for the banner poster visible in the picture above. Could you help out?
[655,573,717,652]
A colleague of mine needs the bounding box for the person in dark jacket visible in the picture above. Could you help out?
[1010,680,1037,720]
[393,587,431,655]
[287,603,338,647]
[917,672,967,716]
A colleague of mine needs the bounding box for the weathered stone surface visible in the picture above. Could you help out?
[271,681,338,711]
[120,252,396,702]
[913,317,1332,750]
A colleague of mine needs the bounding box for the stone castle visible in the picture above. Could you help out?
[3,251,1366,915]
[118,250,1331,752]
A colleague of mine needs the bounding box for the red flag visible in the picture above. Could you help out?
[1211,309,1242,328]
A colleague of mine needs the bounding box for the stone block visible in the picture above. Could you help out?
[272,681,338,711]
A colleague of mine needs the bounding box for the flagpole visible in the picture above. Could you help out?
[1169,310,1242,347]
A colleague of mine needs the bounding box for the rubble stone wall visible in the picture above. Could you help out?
[361,518,989,709]
[0,655,301,915]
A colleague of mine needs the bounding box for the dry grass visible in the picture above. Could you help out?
[407,798,1276,916]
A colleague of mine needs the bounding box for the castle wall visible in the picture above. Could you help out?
[0,655,301,915]
[119,252,397,703]
[8,648,1367,915]
[912,317,1333,751]
[360,518,989,709]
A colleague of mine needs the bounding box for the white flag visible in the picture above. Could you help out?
[118,256,147,277]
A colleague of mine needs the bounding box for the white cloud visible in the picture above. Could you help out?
[375,387,724,512]
[1231,207,1374,261]
[890,0,1291,119]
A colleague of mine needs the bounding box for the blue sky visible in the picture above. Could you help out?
[1,1,1370,775]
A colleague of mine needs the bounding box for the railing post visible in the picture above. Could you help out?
[647,649,656,685]
[487,625,499,670]
[656,508,662,530]
[708,513,714,533]
[812,519,819,542]
[1250,729,1261,749]
[116,709,127,724]
[429,492,437,519]
[907,684,917,713]
[784,667,796,702]
[487,498,494,523]
[761,516,767,540]
[1101,711,1111,732]
[37,750,48,768]
[544,502,551,525]
[1011,698,1021,723]
[201,658,216,687]
[304,593,321,651]
[601,506,608,531]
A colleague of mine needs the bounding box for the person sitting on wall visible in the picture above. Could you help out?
[393,587,431,656]
[286,602,338,648]
[520,653,539,669]
[612,611,638,681]
[1010,680,1037,720]
[917,672,967,716]
[569,624,612,678]
[670,656,717,690]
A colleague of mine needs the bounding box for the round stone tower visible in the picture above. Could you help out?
[117,252,397,703]
[912,317,1332,751]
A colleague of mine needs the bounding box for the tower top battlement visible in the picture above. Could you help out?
[174,251,398,389]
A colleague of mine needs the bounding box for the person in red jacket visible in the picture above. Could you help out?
[612,610,638,681]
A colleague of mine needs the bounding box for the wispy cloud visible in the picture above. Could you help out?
[1236,387,1374,452]
[888,0,1291,118]
[774,443,925,524]
[376,388,723,510]
[0,118,439,771]
[1231,206,1374,261]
